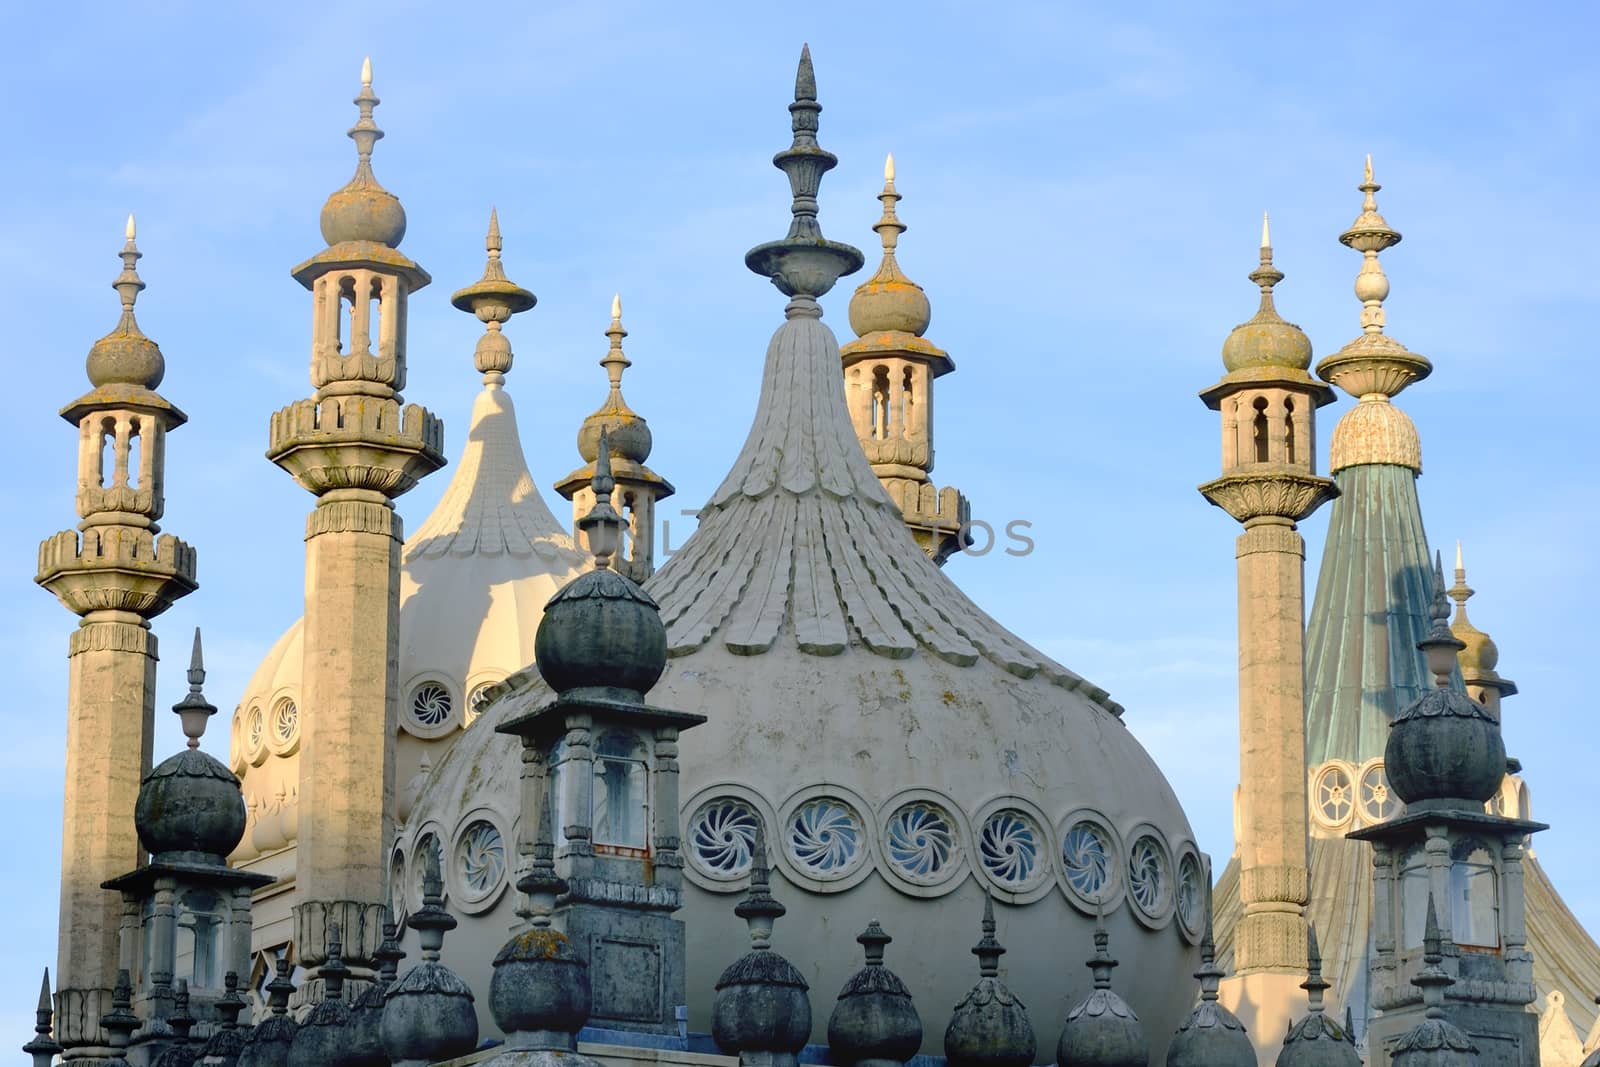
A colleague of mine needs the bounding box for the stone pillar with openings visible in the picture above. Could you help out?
[1349,557,1544,1066]
[498,437,704,1034]
[554,295,675,583]
[1198,214,1336,1051]
[266,58,444,994]
[36,216,199,1061]
[839,154,970,564]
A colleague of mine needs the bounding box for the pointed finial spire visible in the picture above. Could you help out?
[114,212,147,318]
[1195,882,1225,1001]
[1412,892,1456,1017]
[1417,550,1465,686]
[375,911,405,985]
[744,44,863,300]
[1302,923,1330,1013]
[323,922,352,1000]
[1344,1005,1357,1045]
[361,55,373,87]
[1086,897,1119,990]
[1340,153,1402,336]
[23,967,63,1064]
[602,293,632,394]
[350,56,384,167]
[1261,211,1271,250]
[972,892,1005,978]
[577,427,624,569]
[100,969,139,1050]
[1248,210,1286,311]
[407,845,459,962]
[173,627,217,747]
[168,978,197,1044]
[450,208,536,382]
[267,956,296,1014]
[517,797,568,929]
[734,825,786,951]
[1448,539,1476,619]
[217,971,246,1029]
[874,152,906,259]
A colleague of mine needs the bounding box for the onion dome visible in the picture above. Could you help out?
[343,917,402,1067]
[534,435,667,700]
[196,972,250,1066]
[86,214,166,390]
[827,922,922,1067]
[288,928,352,1067]
[1386,553,1506,808]
[1391,896,1477,1066]
[481,805,603,1066]
[318,58,407,248]
[1057,907,1148,1067]
[575,295,654,465]
[136,631,247,863]
[1447,543,1515,696]
[1221,213,1313,372]
[22,969,63,1067]
[237,961,296,1067]
[380,851,479,1065]
[1166,888,1253,1067]
[847,154,931,338]
[712,832,813,1063]
[450,208,537,384]
[944,896,1036,1067]
[1275,925,1360,1067]
[153,979,199,1067]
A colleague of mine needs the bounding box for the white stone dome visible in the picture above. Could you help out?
[228,379,586,864]
[403,301,1202,1056]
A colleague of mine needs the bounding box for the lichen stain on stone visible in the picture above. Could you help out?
[507,928,571,959]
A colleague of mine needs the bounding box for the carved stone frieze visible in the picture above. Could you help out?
[1198,466,1337,523]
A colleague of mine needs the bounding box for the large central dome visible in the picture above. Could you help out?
[403,49,1199,1057]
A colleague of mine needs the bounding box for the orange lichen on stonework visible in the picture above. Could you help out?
[509,928,571,959]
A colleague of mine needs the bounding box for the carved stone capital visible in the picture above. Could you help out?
[1199,466,1336,524]
[305,498,402,540]
[37,527,197,618]
[268,396,444,499]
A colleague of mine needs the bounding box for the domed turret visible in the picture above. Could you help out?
[847,154,930,338]
[379,851,478,1066]
[1386,554,1506,808]
[318,59,407,248]
[577,296,653,464]
[1274,926,1360,1067]
[535,434,667,700]
[1057,906,1148,1067]
[828,922,922,1067]
[135,631,246,863]
[712,833,813,1064]
[944,896,1036,1067]
[1220,214,1313,373]
[1165,888,1253,1067]
[85,214,165,390]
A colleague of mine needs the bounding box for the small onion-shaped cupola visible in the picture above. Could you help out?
[318,58,407,248]
[151,979,199,1067]
[1220,213,1314,373]
[1391,895,1478,1067]
[944,895,1036,1067]
[288,928,353,1067]
[846,153,931,339]
[135,631,247,864]
[712,831,813,1064]
[1386,553,1507,809]
[195,972,250,1066]
[534,431,667,700]
[480,803,605,1067]
[343,918,403,1067]
[1275,925,1360,1067]
[827,921,922,1067]
[237,959,298,1067]
[1166,887,1253,1067]
[1057,907,1148,1067]
[85,214,166,390]
[380,852,479,1066]
[576,295,654,467]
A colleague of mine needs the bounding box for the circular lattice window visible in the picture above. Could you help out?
[688,798,762,882]
[1359,761,1400,825]
[245,706,267,765]
[452,818,508,909]
[977,809,1047,893]
[787,797,866,880]
[1175,850,1204,942]
[268,698,299,754]
[1313,763,1356,829]
[882,800,961,891]
[404,682,456,738]
[1126,831,1174,926]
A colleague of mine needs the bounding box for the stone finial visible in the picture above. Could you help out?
[1219,210,1312,373]
[744,45,864,300]
[1447,542,1512,692]
[22,968,63,1066]
[847,153,932,339]
[450,208,537,383]
[1057,901,1148,1066]
[85,214,166,390]
[238,962,297,1067]
[322,923,351,1000]
[1303,923,1330,1010]
[382,839,478,1064]
[577,428,624,569]
[217,972,246,1029]
[944,895,1035,1067]
[318,57,407,248]
[1391,895,1478,1065]
[1344,154,1400,335]
[376,914,405,985]
[174,627,217,747]
[517,798,568,928]
[1274,924,1361,1066]
[828,921,922,1067]
[408,848,457,963]
[574,294,654,466]
[101,969,140,1052]
[1167,883,1254,1067]
[735,827,786,950]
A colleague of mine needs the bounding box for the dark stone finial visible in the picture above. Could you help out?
[1390,893,1478,1064]
[1167,882,1253,1067]
[944,895,1035,1067]
[516,798,568,927]
[1087,896,1118,990]
[101,969,140,1051]
[322,922,351,1001]
[735,826,787,950]
[829,921,922,1067]
[375,916,405,986]
[577,427,624,570]
[22,967,63,1064]
[972,892,1004,978]
[1057,903,1147,1066]
[218,972,246,1029]
[170,979,197,1042]
[267,958,295,1015]
[406,848,458,964]
[1302,923,1329,1012]
[857,920,891,966]
[744,45,864,301]
[173,627,217,747]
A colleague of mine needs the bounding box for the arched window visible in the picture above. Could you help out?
[1251,397,1270,462]
[1400,846,1430,949]
[592,732,649,850]
[871,366,891,439]
[1450,842,1499,949]
[1283,396,1296,465]
[175,888,223,990]
[900,366,915,436]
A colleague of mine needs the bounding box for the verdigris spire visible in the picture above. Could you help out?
[1057,902,1148,1066]
[944,895,1035,1067]
[744,44,864,300]
[23,968,63,1067]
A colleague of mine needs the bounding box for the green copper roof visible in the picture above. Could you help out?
[1305,462,1456,765]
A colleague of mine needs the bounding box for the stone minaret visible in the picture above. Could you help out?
[840,155,969,564]
[37,216,198,1060]
[555,294,675,582]
[1199,215,1336,1057]
[266,59,444,991]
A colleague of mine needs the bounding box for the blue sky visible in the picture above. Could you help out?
[2,0,1596,1042]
